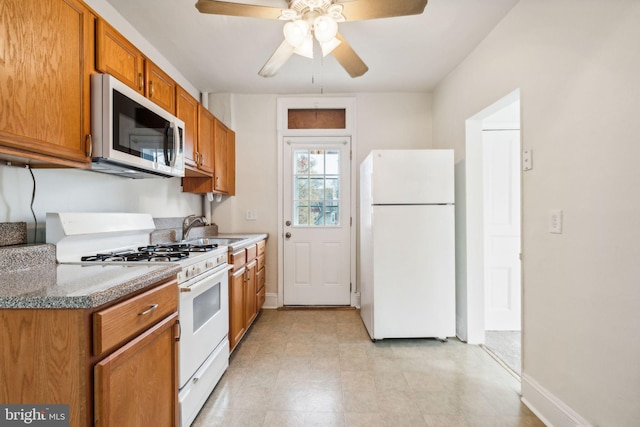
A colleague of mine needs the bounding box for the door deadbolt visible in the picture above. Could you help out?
[285,232,292,238]
[285,220,291,226]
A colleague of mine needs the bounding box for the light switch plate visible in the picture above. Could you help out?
[246,209,257,221]
[549,209,563,234]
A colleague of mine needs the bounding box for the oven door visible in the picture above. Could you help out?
[178,264,230,388]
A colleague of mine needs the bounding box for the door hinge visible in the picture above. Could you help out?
[350,217,352,226]
[350,150,352,160]
[350,282,352,292]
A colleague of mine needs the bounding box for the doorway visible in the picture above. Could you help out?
[282,137,352,305]
[461,89,522,376]
[482,116,521,376]
[276,97,357,308]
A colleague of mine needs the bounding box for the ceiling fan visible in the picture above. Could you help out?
[195,0,429,78]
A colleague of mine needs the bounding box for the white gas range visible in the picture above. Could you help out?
[46,212,230,427]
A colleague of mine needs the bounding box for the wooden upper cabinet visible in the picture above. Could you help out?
[0,0,95,167]
[146,60,176,113]
[213,118,229,193]
[182,115,235,195]
[176,86,199,171]
[197,105,215,174]
[214,119,236,195]
[96,19,145,94]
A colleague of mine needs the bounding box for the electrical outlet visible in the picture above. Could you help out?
[246,209,257,221]
[549,209,563,234]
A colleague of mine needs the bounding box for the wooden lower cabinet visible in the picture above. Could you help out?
[228,240,266,352]
[245,259,257,327]
[256,265,266,311]
[229,267,246,350]
[0,278,179,427]
[95,313,179,427]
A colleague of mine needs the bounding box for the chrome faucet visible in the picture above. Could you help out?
[182,215,207,240]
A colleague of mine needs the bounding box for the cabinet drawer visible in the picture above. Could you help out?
[229,249,246,272]
[257,253,265,271]
[245,244,257,262]
[93,280,178,357]
[257,240,266,256]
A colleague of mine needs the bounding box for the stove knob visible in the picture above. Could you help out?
[206,261,213,269]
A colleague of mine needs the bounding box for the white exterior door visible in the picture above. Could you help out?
[483,130,521,330]
[283,137,351,305]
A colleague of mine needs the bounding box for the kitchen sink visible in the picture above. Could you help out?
[182,237,247,246]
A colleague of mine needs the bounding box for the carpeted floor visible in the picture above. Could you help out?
[484,331,521,376]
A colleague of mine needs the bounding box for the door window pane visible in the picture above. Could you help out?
[293,149,341,227]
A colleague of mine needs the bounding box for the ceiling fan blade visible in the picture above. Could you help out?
[195,0,283,19]
[340,0,428,21]
[258,40,296,77]
[331,33,368,78]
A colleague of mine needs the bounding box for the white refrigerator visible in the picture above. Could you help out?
[359,149,455,340]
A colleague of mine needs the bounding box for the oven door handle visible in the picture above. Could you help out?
[179,264,232,293]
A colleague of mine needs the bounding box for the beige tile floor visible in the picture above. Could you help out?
[192,309,544,427]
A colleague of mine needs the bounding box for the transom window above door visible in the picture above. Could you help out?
[293,149,341,227]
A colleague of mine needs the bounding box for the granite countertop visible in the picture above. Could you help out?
[0,229,268,310]
[0,243,180,309]
[0,263,181,309]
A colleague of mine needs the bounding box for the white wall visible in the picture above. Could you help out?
[433,0,640,425]
[0,166,203,242]
[209,92,432,297]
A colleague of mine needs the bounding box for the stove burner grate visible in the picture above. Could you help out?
[81,249,190,262]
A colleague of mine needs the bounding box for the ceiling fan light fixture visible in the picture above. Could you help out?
[283,20,310,47]
[313,15,338,43]
[293,35,314,59]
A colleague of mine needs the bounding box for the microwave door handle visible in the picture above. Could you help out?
[164,123,175,167]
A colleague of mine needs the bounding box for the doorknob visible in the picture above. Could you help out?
[285,220,291,226]
[285,232,292,239]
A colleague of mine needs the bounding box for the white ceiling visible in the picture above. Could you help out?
[104,0,520,94]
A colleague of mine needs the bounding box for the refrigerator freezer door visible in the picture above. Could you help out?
[370,204,455,339]
[370,150,454,205]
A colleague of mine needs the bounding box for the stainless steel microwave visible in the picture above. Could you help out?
[90,73,185,179]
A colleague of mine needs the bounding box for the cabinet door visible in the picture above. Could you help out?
[256,268,266,314]
[197,105,215,174]
[227,128,236,195]
[213,119,229,193]
[176,86,199,171]
[245,260,257,327]
[229,268,246,351]
[96,19,145,94]
[146,60,176,113]
[0,0,94,166]
[94,313,179,427]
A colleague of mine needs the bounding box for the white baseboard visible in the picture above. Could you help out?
[262,292,361,309]
[521,373,592,427]
[262,292,278,309]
